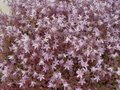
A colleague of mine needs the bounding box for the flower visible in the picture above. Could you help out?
[79,78,86,85]
[116,68,120,76]
[43,44,50,51]
[18,82,24,88]
[21,34,30,42]
[76,69,84,78]
[8,55,14,60]
[48,82,56,88]
[53,72,62,79]
[64,60,74,70]
[33,71,38,77]
[63,81,69,88]
[92,75,100,82]
[37,74,45,81]
[30,81,36,87]
[80,60,89,69]
[52,42,58,49]
[38,59,45,66]
[76,87,83,90]
[32,41,40,49]
[64,37,71,43]
[49,0,56,3]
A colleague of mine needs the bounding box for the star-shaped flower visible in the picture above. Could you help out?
[76,69,84,78]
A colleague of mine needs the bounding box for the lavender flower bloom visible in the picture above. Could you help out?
[0,0,120,89]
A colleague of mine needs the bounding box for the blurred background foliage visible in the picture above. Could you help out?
[0,0,10,14]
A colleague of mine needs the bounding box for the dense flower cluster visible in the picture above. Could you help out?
[0,0,120,89]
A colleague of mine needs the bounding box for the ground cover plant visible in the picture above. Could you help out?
[0,0,120,90]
